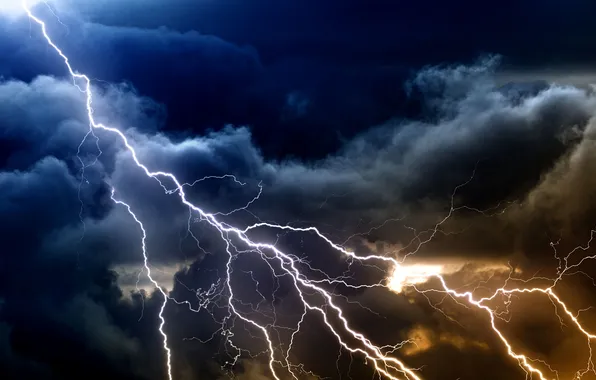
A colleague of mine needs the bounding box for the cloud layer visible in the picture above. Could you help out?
[4,2,596,380]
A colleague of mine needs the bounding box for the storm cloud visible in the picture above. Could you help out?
[4,2,596,380]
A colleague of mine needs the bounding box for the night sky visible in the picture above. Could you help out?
[4,1,596,379]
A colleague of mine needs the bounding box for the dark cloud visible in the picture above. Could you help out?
[52,0,596,161]
[0,157,140,379]
[5,2,596,380]
[2,3,421,160]
[3,57,596,378]
[10,0,596,162]
[95,59,596,378]
[0,76,166,379]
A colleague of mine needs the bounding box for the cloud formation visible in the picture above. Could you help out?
[4,3,596,379]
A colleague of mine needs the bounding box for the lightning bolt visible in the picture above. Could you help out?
[20,2,596,380]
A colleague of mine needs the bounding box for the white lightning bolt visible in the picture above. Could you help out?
[21,4,419,379]
[21,2,596,380]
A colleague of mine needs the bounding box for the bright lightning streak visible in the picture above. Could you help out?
[0,0,39,16]
[110,189,173,379]
[21,4,419,379]
[21,2,596,380]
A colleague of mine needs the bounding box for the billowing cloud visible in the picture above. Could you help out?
[5,9,596,377]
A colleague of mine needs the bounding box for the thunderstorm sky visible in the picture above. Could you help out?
[4,1,596,380]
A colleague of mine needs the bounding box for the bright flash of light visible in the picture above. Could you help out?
[0,0,42,16]
[21,2,596,380]
[387,264,443,294]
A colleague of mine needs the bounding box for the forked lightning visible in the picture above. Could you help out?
[21,2,596,379]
